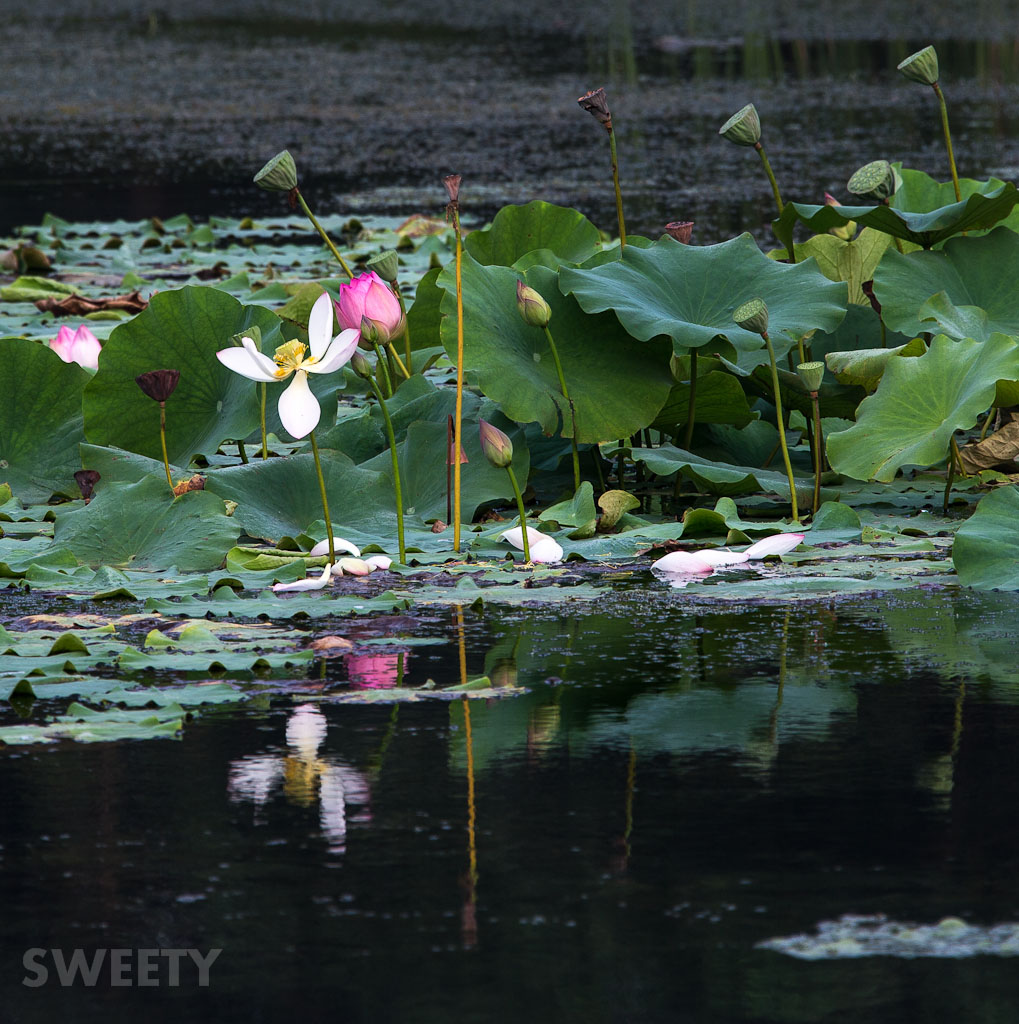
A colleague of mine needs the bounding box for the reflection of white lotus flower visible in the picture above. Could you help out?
[319,764,373,853]
[285,703,327,760]
[227,755,284,807]
[216,292,359,438]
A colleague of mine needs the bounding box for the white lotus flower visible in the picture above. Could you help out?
[501,525,565,563]
[216,291,359,439]
[272,563,333,593]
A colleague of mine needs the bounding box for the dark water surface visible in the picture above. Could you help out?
[3,587,1019,1021]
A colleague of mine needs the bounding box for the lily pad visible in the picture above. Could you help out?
[952,486,1019,590]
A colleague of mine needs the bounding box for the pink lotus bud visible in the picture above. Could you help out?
[50,324,102,370]
[479,418,513,468]
[516,280,551,328]
[334,271,405,345]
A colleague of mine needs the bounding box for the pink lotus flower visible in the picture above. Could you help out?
[333,271,405,344]
[50,324,101,370]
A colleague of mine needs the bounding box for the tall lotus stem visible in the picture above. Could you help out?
[259,383,268,458]
[578,88,626,247]
[682,349,697,451]
[735,299,798,522]
[445,174,465,552]
[354,352,406,563]
[252,150,355,279]
[308,430,335,564]
[135,369,180,492]
[369,249,415,377]
[479,419,530,563]
[396,283,413,375]
[797,362,825,516]
[897,46,961,202]
[542,323,581,492]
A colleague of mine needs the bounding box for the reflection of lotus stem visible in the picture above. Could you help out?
[754,142,794,261]
[259,383,268,458]
[372,342,393,398]
[368,704,400,779]
[682,349,697,451]
[452,207,465,553]
[810,390,823,515]
[542,325,581,491]
[295,191,354,278]
[158,404,173,490]
[621,745,636,864]
[463,695,478,889]
[608,129,627,247]
[394,281,413,375]
[762,331,799,521]
[309,430,335,564]
[933,83,962,202]
[385,342,411,381]
[506,464,531,562]
[366,376,406,563]
[237,439,248,464]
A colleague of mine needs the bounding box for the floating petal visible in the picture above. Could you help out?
[309,537,361,558]
[744,532,805,559]
[271,563,332,593]
[651,551,714,574]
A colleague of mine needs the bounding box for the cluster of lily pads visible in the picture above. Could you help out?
[1,40,1017,620]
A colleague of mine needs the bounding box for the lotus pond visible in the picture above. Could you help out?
[3,35,1019,1021]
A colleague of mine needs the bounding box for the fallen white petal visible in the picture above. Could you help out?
[364,555,393,571]
[271,564,332,593]
[529,537,564,563]
[501,525,549,551]
[309,537,361,558]
[651,551,715,574]
[694,549,751,567]
[744,532,805,559]
[337,557,371,576]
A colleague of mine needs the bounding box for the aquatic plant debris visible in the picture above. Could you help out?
[758,914,1019,959]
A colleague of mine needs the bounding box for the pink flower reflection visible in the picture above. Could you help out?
[345,651,408,689]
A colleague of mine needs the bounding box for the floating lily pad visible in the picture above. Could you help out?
[952,486,1019,590]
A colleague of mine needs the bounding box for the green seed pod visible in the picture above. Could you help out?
[847,160,896,203]
[367,250,400,283]
[897,45,939,86]
[718,104,761,147]
[253,150,298,192]
[796,361,825,392]
[733,297,769,335]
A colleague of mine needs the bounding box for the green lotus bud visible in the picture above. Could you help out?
[516,280,552,328]
[733,297,769,335]
[254,150,298,192]
[359,315,381,346]
[367,250,400,283]
[669,353,684,381]
[479,418,513,469]
[897,45,939,86]
[350,350,372,379]
[718,103,761,147]
[796,361,825,392]
[847,160,896,203]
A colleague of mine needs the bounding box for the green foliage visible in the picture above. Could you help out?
[463,201,602,267]
[953,486,1019,590]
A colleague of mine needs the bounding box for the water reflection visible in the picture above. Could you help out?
[227,704,372,853]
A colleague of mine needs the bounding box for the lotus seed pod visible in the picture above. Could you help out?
[796,361,825,392]
[516,280,552,328]
[733,297,769,335]
[718,104,761,147]
[897,45,939,86]
[253,150,298,192]
[135,369,181,403]
[74,469,101,501]
[847,160,896,202]
[479,418,514,469]
[577,87,613,130]
[367,249,400,283]
[665,221,694,244]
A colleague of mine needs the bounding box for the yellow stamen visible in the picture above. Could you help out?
[273,339,308,372]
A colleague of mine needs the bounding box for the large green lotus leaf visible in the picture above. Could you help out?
[824,337,926,393]
[52,475,240,571]
[83,286,282,463]
[805,303,913,367]
[437,258,673,442]
[361,417,530,522]
[405,267,443,351]
[775,179,1019,249]
[826,334,1019,482]
[79,443,188,487]
[0,338,90,502]
[915,292,993,343]
[463,201,602,267]
[651,371,754,431]
[952,486,1019,590]
[769,228,891,305]
[891,167,1019,227]
[873,227,1019,339]
[559,233,848,370]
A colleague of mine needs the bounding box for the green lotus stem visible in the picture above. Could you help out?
[237,439,248,464]
[259,383,268,459]
[505,464,531,562]
[979,407,996,441]
[933,83,962,202]
[810,391,823,515]
[616,442,626,487]
[682,349,697,451]
[295,191,354,279]
[158,404,172,490]
[950,435,967,477]
[386,342,411,381]
[542,325,580,491]
[608,128,627,248]
[762,331,799,522]
[591,447,606,492]
[943,447,956,514]
[366,377,406,564]
[452,206,465,553]
[372,342,393,398]
[394,280,413,375]
[754,142,794,262]
[308,430,335,564]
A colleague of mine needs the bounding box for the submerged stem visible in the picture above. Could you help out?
[763,332,799,522]
[309,430,335,564]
